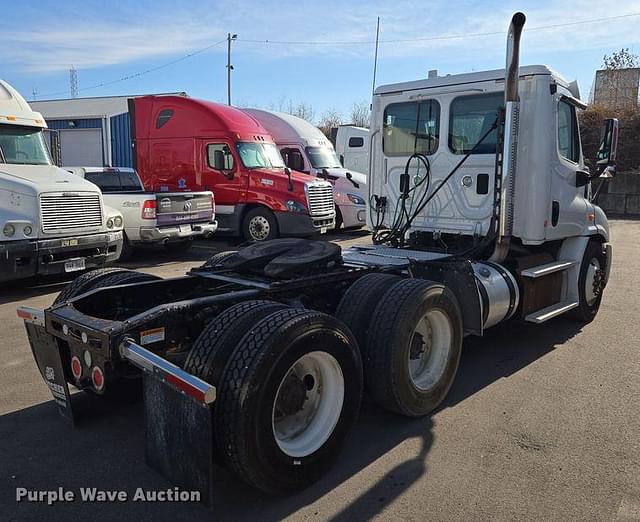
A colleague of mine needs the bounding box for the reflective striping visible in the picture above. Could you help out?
[119,338,216,405]
[17,306,45,326]
[40,192,103,233]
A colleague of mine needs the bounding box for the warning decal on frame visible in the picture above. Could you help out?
[140,327,166,345]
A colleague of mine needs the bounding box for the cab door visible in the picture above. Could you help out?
[198,140,247,212]
[545,93,589,240]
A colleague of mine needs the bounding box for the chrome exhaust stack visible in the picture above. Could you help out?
[490,12,526,263]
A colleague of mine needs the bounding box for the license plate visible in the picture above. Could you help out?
[64,258,86,273]
[320,227,327,234]
[61,238,79,247]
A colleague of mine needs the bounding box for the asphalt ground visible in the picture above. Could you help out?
[1,221,639,521]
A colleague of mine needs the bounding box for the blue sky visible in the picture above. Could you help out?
[2,0,640,123]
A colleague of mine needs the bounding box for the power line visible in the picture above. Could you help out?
[237,12,640,45]
[33,11,640,99]
[38,38,227,99]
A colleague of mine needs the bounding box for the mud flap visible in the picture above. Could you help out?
[24,321,76,426]
[143,375,215,506]
[119,338,217,507]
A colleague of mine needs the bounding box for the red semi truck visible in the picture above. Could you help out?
[129,96,335,241]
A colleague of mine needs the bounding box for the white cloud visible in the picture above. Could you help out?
[2,0,639,75]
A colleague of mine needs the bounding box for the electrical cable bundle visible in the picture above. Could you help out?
[372,118,499,249]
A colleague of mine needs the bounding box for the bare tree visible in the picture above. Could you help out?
[266,98,315,122]
[290,102,315,122]
[349,101,370,128]
[603,48,639,69]
[317,109,343,138]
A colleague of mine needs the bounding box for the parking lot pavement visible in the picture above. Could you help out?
[1,221,639,521]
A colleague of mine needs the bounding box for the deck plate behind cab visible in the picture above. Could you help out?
[220,238,342,278]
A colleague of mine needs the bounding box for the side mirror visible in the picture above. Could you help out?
[575,168,590,188]
[213,149,234,179]
[346,171,360,189]
[213,150,226,170]
[596,118,619,176]
[287,151,305,172]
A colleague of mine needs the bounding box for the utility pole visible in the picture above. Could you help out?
[371,17,380,108]
[227,33,237,106]
[70,67,78,98]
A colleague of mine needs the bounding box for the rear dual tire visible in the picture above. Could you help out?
[338,276,463,417]
[187,306,363,495]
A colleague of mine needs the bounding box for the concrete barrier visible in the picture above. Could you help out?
[598,171,640,216]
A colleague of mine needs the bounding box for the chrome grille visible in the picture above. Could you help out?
[40,192,103,233]
[306,183,335,217]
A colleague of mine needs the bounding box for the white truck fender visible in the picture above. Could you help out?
[558,236,590,303]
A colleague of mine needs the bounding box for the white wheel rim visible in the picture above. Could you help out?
[249,215,270,241]
[408,309,452,391]
[585,258,601,305]
[272,351,344,458]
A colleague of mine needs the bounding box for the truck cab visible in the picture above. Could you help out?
[0,80,123,283]
[335,125,370,174]
[369,66,607,245]
[244,109,368,230]
[130,97,335,241]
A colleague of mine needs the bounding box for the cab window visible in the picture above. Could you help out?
[449,92,502,155]
[207,143,235,170]
[558,100,580,163]
[84,171,121,192]
[383,100,440,156]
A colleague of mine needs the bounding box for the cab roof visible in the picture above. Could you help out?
[375,65,575,97]
[243,109,331,147]
[137,95,274,142]
[0,80,47,128]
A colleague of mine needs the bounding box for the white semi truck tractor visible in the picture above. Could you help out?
[1,80,123,283]
[18,13,618,502]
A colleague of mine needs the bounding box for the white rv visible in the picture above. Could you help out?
[0,80,123,283]
[244,109,368,229]
[335,125,370,174]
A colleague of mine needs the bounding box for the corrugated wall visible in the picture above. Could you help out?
[46,118,103,130]
[110,112,133,167]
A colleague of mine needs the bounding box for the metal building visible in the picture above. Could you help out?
[31,93,186,167]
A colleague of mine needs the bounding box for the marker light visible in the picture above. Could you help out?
[3,223,15,237]
[71,356,82,380]
[91,367,105,391]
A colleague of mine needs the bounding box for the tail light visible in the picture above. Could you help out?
[142,200,157,219]
[91,366,105,392]
[71,356,82,380]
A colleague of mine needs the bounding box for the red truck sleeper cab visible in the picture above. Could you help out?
[130,96,335,241]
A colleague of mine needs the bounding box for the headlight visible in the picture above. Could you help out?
[347,193,366,205]
[106,218,114,229]
[286,200,307,213]
[114,216,123,228]
[23,225,33,236]
[3,223,15,237]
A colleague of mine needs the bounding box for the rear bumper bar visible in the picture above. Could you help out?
[17,308,217,505]
[137,221,217,243]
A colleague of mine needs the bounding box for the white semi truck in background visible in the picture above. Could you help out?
[244,109,368,229]
[334,125,370,173]
[18,12,619,502]
[1,80,123,283]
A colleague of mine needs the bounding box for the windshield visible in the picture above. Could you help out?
[0,125,52,165]
[305,146,342,169]
[236,142,285,169]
